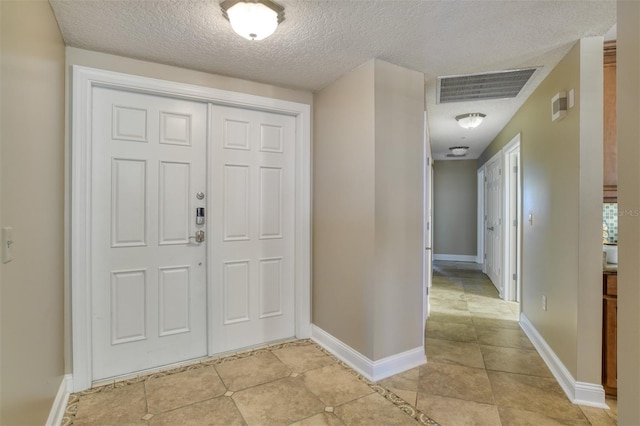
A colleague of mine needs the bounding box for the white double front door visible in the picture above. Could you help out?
[91,87,295,381]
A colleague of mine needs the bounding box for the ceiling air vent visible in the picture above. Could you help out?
[437,68,537,104]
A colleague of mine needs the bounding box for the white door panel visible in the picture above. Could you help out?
[209,105,296,353]
[484,155,502,293]
[92,87,208,380]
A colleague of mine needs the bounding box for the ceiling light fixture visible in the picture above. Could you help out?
[449,146,469,156]
[221,0,285,41]
[455,113,486,129]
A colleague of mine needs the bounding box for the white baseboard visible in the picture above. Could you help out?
[433,254,479,263]
[46,374,72,426]
[310,325,426,382]
[519,314,607,408]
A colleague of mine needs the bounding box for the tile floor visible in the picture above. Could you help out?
[63,340,436,426]
[386,260,616,426]
[63,261,617,425]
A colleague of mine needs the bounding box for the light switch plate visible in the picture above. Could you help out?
[2,227,13,263]
[568,89,575,108]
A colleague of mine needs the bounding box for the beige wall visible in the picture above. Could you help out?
[478,39,603,382]
[433,160,478,257]
[617,1,640,423]
[372,60,425,359]
[313,59,424,360]
[313,60,376,356]
[0,1,66,424]
[66,47,313,105]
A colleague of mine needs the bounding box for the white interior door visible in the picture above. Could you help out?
[209,104,296,353]
[503,141,522,303]
[91,87,208,381]
[424,114,434,323]
[485,155,503,293]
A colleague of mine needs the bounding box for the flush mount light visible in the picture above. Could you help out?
[455,113,486,129]
[449,146,469,156]
[221,0,285,41]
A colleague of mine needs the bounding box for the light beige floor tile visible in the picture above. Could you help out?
[232,377,324,426]
[464,293,499,303]
[416,394,501,426]
[145,366,227,414]
[463,286,500,298]
[605,397,618,422]
[73,418,148,426]
[467,302,516,317]
[430,298,469,313]
[425,321,477,342]
[272,344,336,373]
[475,326,533,349]
[470,309,519,321]
[74,383,147,424]
[333,393,418,426]
[488,371,586,422]
[430,279,464,289]
[215,351,291,391]
[498,406,590,425]
[472,317,521,330]
[579,404,617,426]
[148,396,245,426]
[428,310,474,324]
[430,288,467,302]
[289,412,345,426]
[302,363,373,406]
[480,345,552,377]
[378,366,420,393]
[425,338,485,368]
[418,362,494,404]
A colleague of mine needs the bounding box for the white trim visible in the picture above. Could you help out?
[71,66,312,392]
[46,374,72,426]
[477,166,485,266]
[423,111,433,336]
[519,314,607,408]
[502,134,522,302]
[433,254,479,263]
[311,325,426,382]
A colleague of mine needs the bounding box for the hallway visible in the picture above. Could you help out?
[382,261,616,425]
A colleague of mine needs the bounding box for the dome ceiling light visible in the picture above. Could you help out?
[455,113,486,129]
[449,146,469,156]
[221,0,285,41]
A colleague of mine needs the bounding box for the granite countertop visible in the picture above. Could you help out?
[604,263,618,273]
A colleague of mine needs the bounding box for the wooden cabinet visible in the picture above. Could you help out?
[604,41,617,202]
[603,272,617,396]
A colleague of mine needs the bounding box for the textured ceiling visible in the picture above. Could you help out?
[49,0,616,160]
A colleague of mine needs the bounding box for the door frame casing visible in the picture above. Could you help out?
[70,66,312,392]
[502,134,522,302]
[477,167,485,269]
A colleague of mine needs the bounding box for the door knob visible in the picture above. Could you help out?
[189,230,205,243]
[487,226,494,231]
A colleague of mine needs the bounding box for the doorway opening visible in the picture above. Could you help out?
[478,133,522,304]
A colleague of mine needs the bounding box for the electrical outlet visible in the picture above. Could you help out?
[542,295,547,311]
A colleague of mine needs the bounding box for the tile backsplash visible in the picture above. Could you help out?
[603,203,618,244]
